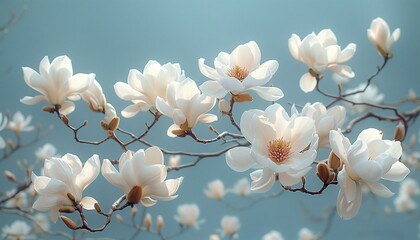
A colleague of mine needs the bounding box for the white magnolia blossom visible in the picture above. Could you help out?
[220,215,240,239]
[394,193,417,213]
[368,17,400,58]
[31,153,100,222]
[7,111,34,135]
[204,179,225,200]
[80,78,107,112]
[102,146,183,206]
[298,228,317,240]
[199,41,283,101]
[2,220,32,240]
[344,83,384,113]
[35,143,57,161]
[226,103,318,191]
[156,78,217,137]
[209,234,220,240]
[293,102,346,148]
[168,155,181,168]
[33,213,50,234]
[262,230,285,240]
[174,203,203,229]
[103,103,119,126]
[231,178,251,196]
[0,113,7,149]
[398,178,420,197]
[288,29,356,92]
[4,189,28,208]
[114,60,186,118]
[21,55,93,115]
[330,128,410,219]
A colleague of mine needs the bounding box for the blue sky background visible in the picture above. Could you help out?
[0,0,419,239]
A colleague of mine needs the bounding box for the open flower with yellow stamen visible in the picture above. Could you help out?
[226,103,318,191]
[199,41,283,101]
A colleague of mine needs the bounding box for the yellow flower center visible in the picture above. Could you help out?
[267,138,292,164]
[227,65,249,82]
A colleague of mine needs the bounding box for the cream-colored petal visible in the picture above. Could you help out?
[76,154,100,191]
[226,147,256,172]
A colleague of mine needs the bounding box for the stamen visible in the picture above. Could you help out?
[267,138,292,164]
[227,65,249,82]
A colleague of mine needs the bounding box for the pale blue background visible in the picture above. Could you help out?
[1,0,419,239]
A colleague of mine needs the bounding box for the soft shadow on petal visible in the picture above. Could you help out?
[76,154,100,191]
[101,159,130,194]
[382,161,410,182]
[199,81,228,98]
[336,186,362,220]
[250,168,275,193]
[365,180,394,198]
[226,147,255,172]
[299,73,317,93]
[337,168,357,202]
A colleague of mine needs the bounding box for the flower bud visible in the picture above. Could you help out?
[127,185,142,204]
[394,122,405,142]
[143,213,152,231]
[4,170,16,183]
[156,215,164,232]
[59,206,76,213]
[316,162,333,184]
[67,192,75,202]
[218,99,231,114]
[94,203,102,214]
[61,115,69,125]
[60,216,77,230]
[115,214,124,223]
[328,152,342,171]
[42,106,55,113]
[108,117,120,132]
[233,93,253,103]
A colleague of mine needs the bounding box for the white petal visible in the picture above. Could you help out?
[101,159,130,194]
[20,95,47,105]
[219,77,245,92]
[382,161,410,182]
[328,64,355,78]
[144,146,164,165]
[59,101,76,115]
[143,177,183,200]
[198,58,220,80]
[336,186,362,220]
[31,173,67,196]
[337,168,357,202]
[121,103,148,118]
[365,180,394,198]
[329,130,350,165]
[197,114,218,123]
[288,34,301,61]
[249,86,284,101]
[199,81,228,98]
[155,96,173,117]
[80,196,98,210]
[114,82,143,101]
[76,154,100,191]
[338,43,357,63]
[299,73,317,93]
[250,168,275,193]
[277,172,302,186]
[226,147,255,172]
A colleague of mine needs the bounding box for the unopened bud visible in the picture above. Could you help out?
[108,117,120,132]
[131,206,138,217]
[60,216,77,230]
[156,215,164,232]
[59,206,75,213]
[7,140,14,149]
[143,213,152,231]
[115,214,124,223]
[66,193,75,202]
[94,203,102,213]
[328,152,342,171]
[42,106,55,113]
[171,129,187,137]
[61,115,69,125]
[4,170,16,183]
[127,185,142,204]
[316,162,332,184]
[408,89,417,101]
[232,93,253,103]
[100,121,108,131]
[218,99,231,114]
[394,122,405,142]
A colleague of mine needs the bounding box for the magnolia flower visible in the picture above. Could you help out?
[35,143,57,161]
[21,55,93,115]
[209,234,220,240]
[114,60,186,118]
[199,41,283,101]
[262,230,285,240]
[31,153,100,222]
[368,17,400,58]
[168,155,181,168]
[7,111,34,135]
[288,29,356,92]
[231,178,251,196]
[220,215,240,239]
[344,83,384,113]
[226,103,318,191]
[174,203,203,229]
[156,78,217,137]
[80,78,106,112]
[394,194,417,213]
[204,179,225,200]
[2,220,32,240]
[102,146,183,206]
[298,228,317,240]
[330,128,410,219]
[33,213,50,234]
[4,189,28,208]
[398,178,419,197]
[0,113,7,149]
[295,102,346,148]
